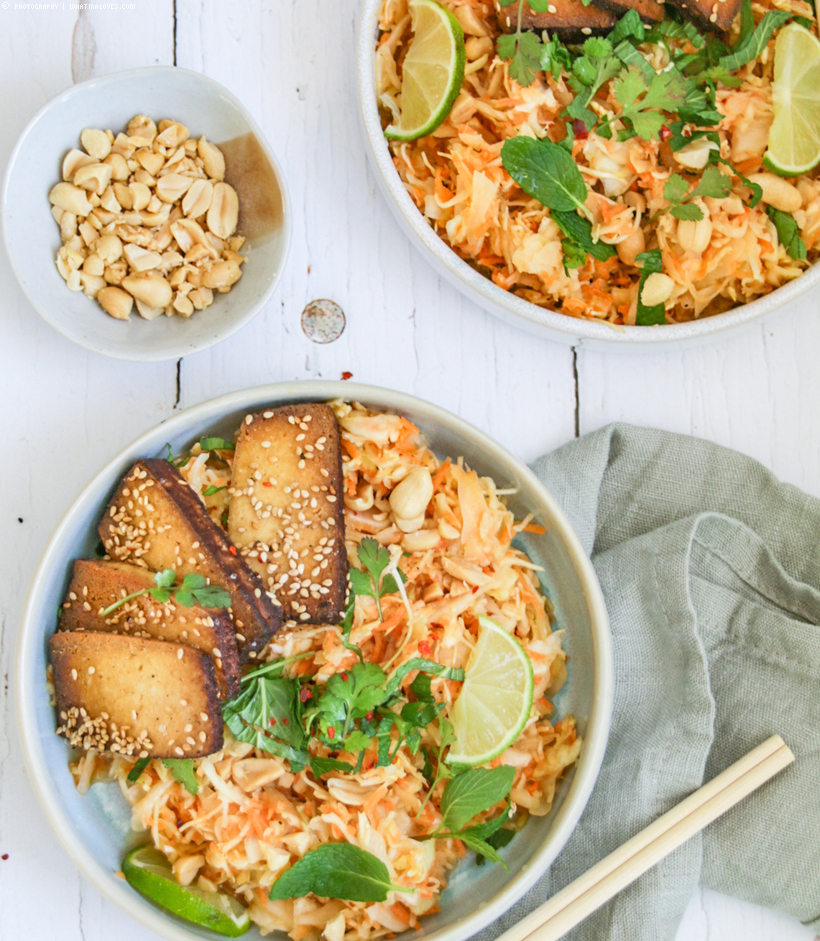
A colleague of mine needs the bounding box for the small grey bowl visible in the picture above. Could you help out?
[3,67,291,362]
[356,0,820,349]
[16,381,613,941]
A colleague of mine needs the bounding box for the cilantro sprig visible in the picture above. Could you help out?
[351,536,406,622]
[606,67,686,141]
[495,0,567,87]
[99,569,232,618]
[661,166,733,221]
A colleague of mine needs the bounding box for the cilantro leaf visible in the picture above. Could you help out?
[438,766,516,831]
[270,843,412,902]
[766,207,807,261]
[153,569,177,590]
[162,758,199,795]
[561,238,588,272]
[662,167,732,221]
[502,137,589,216]
[508,31,545,87]
[610,67,686,142]
[635,250,666,326]
[353,537,406,621]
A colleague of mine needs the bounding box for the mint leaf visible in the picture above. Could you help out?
[608,8,645,44]
[269,843,411,902]
[162,758,199,795]
[502,137,589,215]
[475,826,516,865]
[635,250,666,326]
[127,757,150,783]
[310,755,357,776]
[199,436,235,451]
[384,658,465,697]
[223,674,307,766]
[540,34,571,79]
[719,10,793,70]
[766,207,807,261]
[552,211,617,263]
[457,832,509,868]
[439,766,516,831]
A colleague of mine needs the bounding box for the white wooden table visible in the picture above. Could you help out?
[1,2,818,940]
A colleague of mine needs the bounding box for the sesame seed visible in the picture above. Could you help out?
[88,666,95,675]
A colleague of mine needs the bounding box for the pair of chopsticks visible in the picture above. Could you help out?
[496,734,794,941]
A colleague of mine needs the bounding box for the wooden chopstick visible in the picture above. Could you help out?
[495,734,794,941]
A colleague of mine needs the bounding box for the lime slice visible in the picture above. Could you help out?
[446,616,535,766]
[384,0,465,142]
[763,24,820,177]
[123,845,250,937]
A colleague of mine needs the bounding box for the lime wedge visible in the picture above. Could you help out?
[384,0,465,142]
[763,24,820,177]
[446,616,535,766]
[123,845,250,937]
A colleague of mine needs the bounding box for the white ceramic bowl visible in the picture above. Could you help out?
[3,67,291,362]
[17,381,613,941]
[356,1,820,349]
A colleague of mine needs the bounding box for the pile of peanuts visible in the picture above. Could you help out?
[48,115,245,322]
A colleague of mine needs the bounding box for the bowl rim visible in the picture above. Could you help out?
[2,65,293,363]
[16,380,613,941]
[355,0,820,346]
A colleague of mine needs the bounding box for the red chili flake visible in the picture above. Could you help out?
[281,718,290,725]
[418,640,432,657]
[1,854,8,861]
[341,371,353,381]
[262,481,272,487]
[299,688,313,702]
[572,120,588,140]
[328,727,336,739]
[472,585,479,594]
[228,545,237,556]
[268,718,277,726]
[366,711,374,721]
[660,125,672,142]
[341,672,348,681]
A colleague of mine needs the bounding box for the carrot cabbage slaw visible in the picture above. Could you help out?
[69,401,580,939]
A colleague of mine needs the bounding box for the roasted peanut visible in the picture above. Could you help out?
[198,137,225,180]
[80,128,112,161]
[748,173,803,214]
[616,227,646,266]
[640,272,675,307]
[677,216,713,253]
[389,467,434,529]
[122,270,173,308]
[207,182,239,239]
[49,182,93,216]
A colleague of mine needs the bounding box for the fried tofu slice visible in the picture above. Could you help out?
[227,404,348,626]
[666,0,739,31]
[60,559,240,699]
[50,632,223,758]
[98,458,281,662]
[591,0,665,23]
[495,0,617,40]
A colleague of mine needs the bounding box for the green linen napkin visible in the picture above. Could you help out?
[484,424,820,941]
